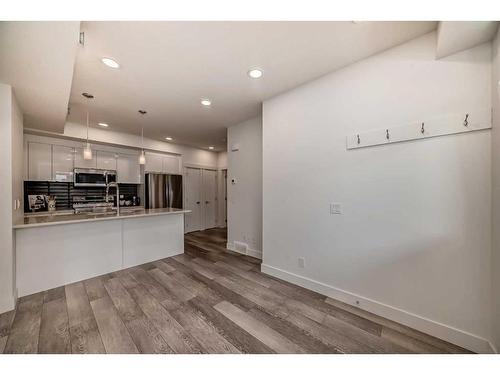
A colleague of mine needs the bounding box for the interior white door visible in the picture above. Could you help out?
[185,167,202,233]
[202,169,217,230]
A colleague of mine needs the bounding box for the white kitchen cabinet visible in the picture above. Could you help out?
[52,145,75,182]
[145,152,180,174]
[145,152,164,173]
[96,151,117,170]
[28,142,52,181]
[163,155,181,174]
[74,147,97,169]
[117,153,141,183]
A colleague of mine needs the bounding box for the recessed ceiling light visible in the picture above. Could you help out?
[101,57,120,69]
[165,137,173,141]
[98,122,109,128]
[201,99,212,106]
[248,69,263,79]
[208,146,215,150]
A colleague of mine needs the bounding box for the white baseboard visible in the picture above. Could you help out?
[226,242,262,259]
[261,263,494,354]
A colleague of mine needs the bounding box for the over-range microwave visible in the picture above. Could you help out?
[73,168,116,187]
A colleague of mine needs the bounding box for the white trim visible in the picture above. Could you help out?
[227,242,262,259]
[261,263,494,354]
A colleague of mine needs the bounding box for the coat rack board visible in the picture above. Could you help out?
[346,109,492,150]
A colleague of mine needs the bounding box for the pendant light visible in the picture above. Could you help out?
[82,92,94,160]
[138,110,147,165]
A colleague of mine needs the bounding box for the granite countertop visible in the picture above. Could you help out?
[14,207,191,229]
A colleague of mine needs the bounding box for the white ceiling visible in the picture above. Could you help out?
[67,21,437,150]
[437,21,498,59]
[0,21,80,132]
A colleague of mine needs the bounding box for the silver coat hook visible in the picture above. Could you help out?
[357,134,360,144]
[421,122,425,134]
[463,113,469,127]
[386,129,390,140]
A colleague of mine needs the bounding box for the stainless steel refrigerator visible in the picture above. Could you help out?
[145,173,183,209]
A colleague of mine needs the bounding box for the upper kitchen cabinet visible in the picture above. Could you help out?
[74,147,97,169]
[28,142,52,181]
[145,152,181,174]
[145,152,163,173]
[52,145,74,182]
[117,153,141,184]
[96,151,117,170]
[163,154,181,174]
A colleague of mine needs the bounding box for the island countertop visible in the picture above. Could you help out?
[13,207,191,229]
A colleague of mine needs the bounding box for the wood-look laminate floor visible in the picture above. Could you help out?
[0,227,472,354]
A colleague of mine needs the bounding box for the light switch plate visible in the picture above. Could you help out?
[330,203,342,214]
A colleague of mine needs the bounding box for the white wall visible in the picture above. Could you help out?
[217,151,228,169]
[227,116,262,258]
[0,83,23,314]
[491,27,500,353]
[262,32,492,352]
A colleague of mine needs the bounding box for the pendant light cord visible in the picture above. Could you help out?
[86,109,90,143]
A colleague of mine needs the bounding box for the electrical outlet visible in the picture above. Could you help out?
[298,257,305,268]
[330,203,342,214]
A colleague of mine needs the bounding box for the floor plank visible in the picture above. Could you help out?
[149,268,196,302]
[38,296,71,353]
[214,300,305,354]
[129,268,182,311]
[65,282,105,354]
[169,303,240,353]
[4,293,44,354]
[284,312,375,354]
[43,286,66,304]
[0,309,15,338]
[0,336,7,353]
[188,296,274,353]
[127,285,203,353]
[103,278,143,322]
[84,276,110,302]
[90,296,139,354]
[247,307,338,354]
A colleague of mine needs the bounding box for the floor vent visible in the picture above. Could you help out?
[234,241,248,252]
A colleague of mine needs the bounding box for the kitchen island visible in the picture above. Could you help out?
[14,207,190,297]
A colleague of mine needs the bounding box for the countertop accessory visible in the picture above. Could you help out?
[47,196,56,212]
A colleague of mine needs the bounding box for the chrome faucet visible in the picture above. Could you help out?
[106,181,120,216]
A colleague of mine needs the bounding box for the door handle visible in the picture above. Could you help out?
[196,201,200,204]
[205,201,210,204]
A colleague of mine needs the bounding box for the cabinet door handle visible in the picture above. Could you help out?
[196,201,200,204]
